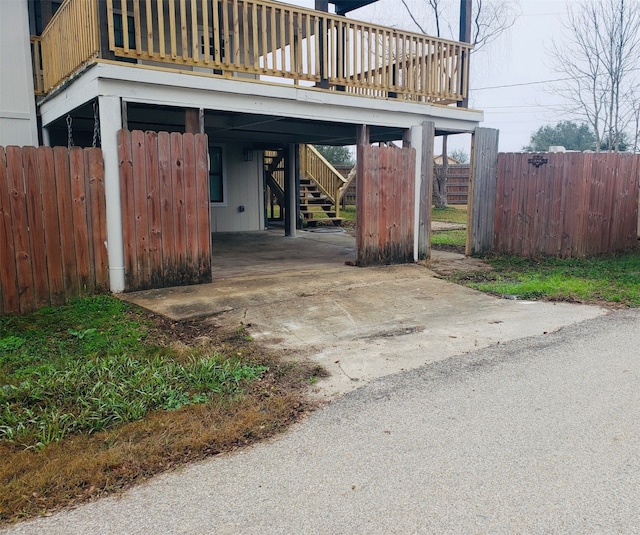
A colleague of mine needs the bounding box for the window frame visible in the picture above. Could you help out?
[208,143,227,206]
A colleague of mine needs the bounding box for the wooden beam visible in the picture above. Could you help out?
[402,129,411,148]
[185,108,200,134]
[121,100,128,130]
[357,124,370,146]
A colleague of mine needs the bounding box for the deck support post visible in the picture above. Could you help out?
[98,95,125,292]
[315,0,330,89]
[185,108,203,134]
[284,143,297,237]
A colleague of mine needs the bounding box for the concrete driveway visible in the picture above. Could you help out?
[125,229,607,399]
[8,308,639,534]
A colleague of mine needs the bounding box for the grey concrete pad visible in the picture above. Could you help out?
[124,230,607,399]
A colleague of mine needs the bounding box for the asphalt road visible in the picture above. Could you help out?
[6,309,640,534]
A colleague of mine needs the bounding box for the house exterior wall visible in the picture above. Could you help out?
[210,145,264,232]
[0,0,38,146]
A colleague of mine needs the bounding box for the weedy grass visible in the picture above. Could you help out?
[431,206,467,224]
[340,205,356,222]
[0,296,319,522]
[431,229,467,248]
[447,251,640,307]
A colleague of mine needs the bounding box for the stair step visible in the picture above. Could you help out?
[301,200,332,207]
[305,217,344,227]
[301,210,338,218]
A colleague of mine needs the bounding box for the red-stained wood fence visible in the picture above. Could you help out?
[493,152,640,257]
[0,146,108,315]
[356,144,416,266]
[117,130,211,291]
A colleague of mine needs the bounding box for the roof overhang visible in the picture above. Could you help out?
[331,1,380,16]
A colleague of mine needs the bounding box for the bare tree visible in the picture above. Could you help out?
[550,0,640,152]
[400,0,518,53]
[400,0,517,206]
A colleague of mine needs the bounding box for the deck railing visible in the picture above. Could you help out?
[36,0,471,105]
[30,37,45,95]
[39,0,100,92]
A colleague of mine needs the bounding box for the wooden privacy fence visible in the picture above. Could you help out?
[356,144,415,266]
[493,152,640,257]
[0,146,108,315]
[434,164,469,205]
[118,130,211,291]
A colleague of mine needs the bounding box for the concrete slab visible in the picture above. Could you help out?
[124,230,608,399]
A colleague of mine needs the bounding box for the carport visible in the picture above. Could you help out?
[211,228,357,279]
[124,231,606,399]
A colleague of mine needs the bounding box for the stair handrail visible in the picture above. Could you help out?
[301,145,348,215]
[264,150,285,204]
[338,165,357,202]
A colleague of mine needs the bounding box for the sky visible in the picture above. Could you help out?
[289,0,579,153]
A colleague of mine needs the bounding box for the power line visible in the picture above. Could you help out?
[474,77,573,91]
[475,66,640,91]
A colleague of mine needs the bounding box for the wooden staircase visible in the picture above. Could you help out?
[264,145,355,228]
[299,175,342,227]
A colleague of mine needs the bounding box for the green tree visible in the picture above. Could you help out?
[315,145,354,166]
[523,121,597,152]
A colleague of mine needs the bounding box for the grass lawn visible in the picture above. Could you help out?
[431,229,467,248]
[432,206,467,224]
[340,205,356,222]
[446,251,640,307]
[0,296,321,522]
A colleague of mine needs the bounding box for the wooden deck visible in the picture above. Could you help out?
[34,0,471,106]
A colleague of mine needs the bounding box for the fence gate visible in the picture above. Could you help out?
[468,127,500,255]
[356,144,416,266]
[117,130,211,291]
[0,146,108,315]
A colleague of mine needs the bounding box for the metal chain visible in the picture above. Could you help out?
[92,101,101,148]
[66,114,74,148]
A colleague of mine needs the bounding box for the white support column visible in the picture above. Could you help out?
[285,143,297,237]
[42,127,51,147]
[411,125,423,262]
[98,95,126,292]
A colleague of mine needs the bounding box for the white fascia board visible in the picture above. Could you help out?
[39,68,102,127]
[39,62,483,131]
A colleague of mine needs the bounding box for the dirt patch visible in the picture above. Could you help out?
[0,309,322,525]
[428,250,493,276]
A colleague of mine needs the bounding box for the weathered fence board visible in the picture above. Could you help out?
[117,129,211,291]
[0,146,108,315]
[434,164,470,205]
[494,152,640,257]
[468,128,500,255]
[356,144,415,266]
[418,121,435,260]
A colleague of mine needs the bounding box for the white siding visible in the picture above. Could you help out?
[0,0,38,146]
[210,146,264,232]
